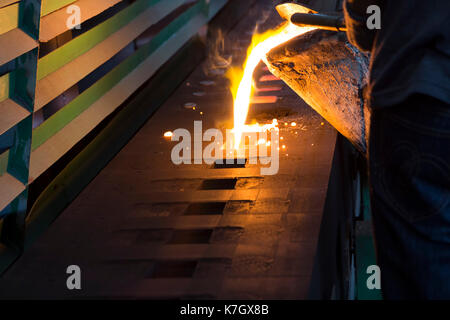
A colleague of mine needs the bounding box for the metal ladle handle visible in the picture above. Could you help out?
[291,13,347,32]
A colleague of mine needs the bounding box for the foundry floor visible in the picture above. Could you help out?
[0,0,337,299]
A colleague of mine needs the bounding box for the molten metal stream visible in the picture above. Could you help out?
[229,22,316,148]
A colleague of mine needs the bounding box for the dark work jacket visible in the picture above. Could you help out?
[344,0,450,109]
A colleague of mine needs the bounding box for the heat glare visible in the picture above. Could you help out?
[228,21,316,149]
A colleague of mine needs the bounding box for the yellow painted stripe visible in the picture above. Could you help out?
[0,173,26,212]
[0,28,38,65]
[41,0,77,17]
[35,0,183,110]
[0,1,18,9]
[40,0,122,42]
[37,0,157,80]
[0,2,19,35]
[0,149,9,176]
[0,99,30,136]
[0,73,9,103]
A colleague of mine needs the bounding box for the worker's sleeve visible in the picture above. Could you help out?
[343,0,377,52]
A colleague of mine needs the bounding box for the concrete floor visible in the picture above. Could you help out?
[0,1,337,299]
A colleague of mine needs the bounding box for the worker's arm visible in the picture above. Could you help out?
[343,0,379,52]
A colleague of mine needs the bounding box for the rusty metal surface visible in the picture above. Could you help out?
[266,29,369,154]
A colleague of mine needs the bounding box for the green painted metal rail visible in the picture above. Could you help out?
[0,0,229,273]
